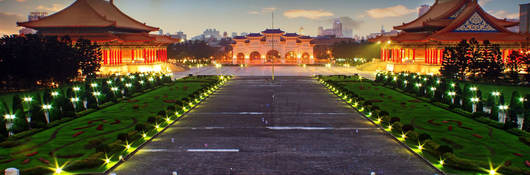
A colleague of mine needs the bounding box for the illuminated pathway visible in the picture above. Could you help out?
[173,65,376,80]
[113,77,440,175]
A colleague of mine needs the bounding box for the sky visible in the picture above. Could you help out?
[0,0,527,37]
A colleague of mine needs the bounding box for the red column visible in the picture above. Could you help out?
[412,49,416,61]
[143,48,146,63]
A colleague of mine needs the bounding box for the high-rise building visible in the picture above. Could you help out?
[521,3,530,33]
[223,31,228,38]
[419,5,430,17]
[20,12,48,35]
[28,12,47,21]
[333,18,343,38]
[231,32,238,37]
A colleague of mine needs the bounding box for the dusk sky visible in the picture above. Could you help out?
[0,0,527,37]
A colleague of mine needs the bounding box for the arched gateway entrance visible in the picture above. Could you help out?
[250,51,261,64]
[266,50,280,64]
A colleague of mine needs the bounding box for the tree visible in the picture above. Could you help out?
[11,95,29,133]
[75,39,102,79]
[0,35,102,89]
[506,50,525,82]
[440,39,505,81]
[505,91,523,129]
[476,89,484,113]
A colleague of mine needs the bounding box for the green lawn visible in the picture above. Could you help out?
[0,80,207,172]
[323,77,529,174]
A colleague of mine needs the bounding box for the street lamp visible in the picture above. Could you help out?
[51,91,59,97]
[42,104,52,123]
[91,83,98,88]
[93,91,101,107]
[4,114,15,135]
[107,80,112,85]
[70,97,79,111]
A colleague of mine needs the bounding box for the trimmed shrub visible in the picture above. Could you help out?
[390,117,401,124]
[418,133,432,142]
[147,116,157,123]
[135,123,149,132]
[21,166,53,175]
[391,122,404,133]
[84,138,105,149]
[437,145,453,155]
[0,139,24,148]
[519,136,530,146]
[401,124,414,133]
[406,130,419,141]
[157,110,166,116]
[65,152,105,171]
[117,133,129,141]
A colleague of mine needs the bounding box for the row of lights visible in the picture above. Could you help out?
[52,76,231,174]
[319,76,498,175]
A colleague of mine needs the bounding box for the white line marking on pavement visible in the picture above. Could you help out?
[266,126,376,130]
[186,149,239,152]
[141,149,168,152]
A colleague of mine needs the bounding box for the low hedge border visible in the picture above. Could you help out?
[320,77,530,175]
[102,76,231,175]
[319,78,447,175]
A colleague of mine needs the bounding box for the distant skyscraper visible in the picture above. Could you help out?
[159,29,164,35]
[298,26,304,35]
[241,32,248,36]
[20,12,47,35]
[521,3,530,33]
[231,32,238,37]
[223,31,228,38]
[419,5,430,17]
[28,12,47,21]
[317,26,324,36]
[333,18,343,38]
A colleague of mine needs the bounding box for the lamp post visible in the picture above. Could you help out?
[471,97,480,112]
[4,114,15,136]
[448,91,456,104]
[70,97,79,112]
[42,104,52,123]
[23,97,33,125]
[92,91,101,107]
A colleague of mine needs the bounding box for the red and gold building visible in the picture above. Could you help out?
[372,0,528,73]
[17,0,179,74]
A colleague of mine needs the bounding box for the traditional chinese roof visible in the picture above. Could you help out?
[379,0,524,43]
[284,33,299,37]
[395,0,518,32]
[40,32,178,44]
[262,29,285,34]
[247,33,263,37]
[17,0,159,32]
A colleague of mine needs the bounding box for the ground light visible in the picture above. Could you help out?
[439,159,445,166]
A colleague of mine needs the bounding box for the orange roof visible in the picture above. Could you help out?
[395,0,518,31]
[17,0,158,32]
[389,0,525,43]
[395,0,469,31]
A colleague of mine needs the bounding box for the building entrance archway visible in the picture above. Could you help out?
[250,51,261,64]
[236,53,245,64]
[285,51,297,64]
[301,53,311,64]
[266,50,280,64]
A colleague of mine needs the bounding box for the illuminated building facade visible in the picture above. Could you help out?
[17,0,178,74]
[372,0,526,67]
[230,29,315,64]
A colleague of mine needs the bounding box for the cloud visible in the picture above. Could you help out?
[0,12,23,36]
[248,7,276,15]
[283,9,334,20]
[490,10,518,19]
[478,0,492,6]
[35,3,65,12]
[364,5,416,19]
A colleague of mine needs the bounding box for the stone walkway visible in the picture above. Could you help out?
[173,66,376,80]
[113,77,439,175]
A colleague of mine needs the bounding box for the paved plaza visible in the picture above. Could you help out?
[173,66,376,80]
[113,76,440,175]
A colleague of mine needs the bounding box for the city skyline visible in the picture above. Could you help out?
[0,0,526,37]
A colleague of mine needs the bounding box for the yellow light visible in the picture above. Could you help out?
[55,167,62,174]
[126,144,131,150]
[418,144,423,150]
[387,40,391,44]
[155,125,160,129]
[105,158,110,164]
[401,133,407,140]
[439,160,444,166]
[142,133,147,138]
[489,169,496,175]
[166,118,171,122]
[388,125,392,130]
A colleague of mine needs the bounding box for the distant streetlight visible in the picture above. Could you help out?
[42,104,52,123]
